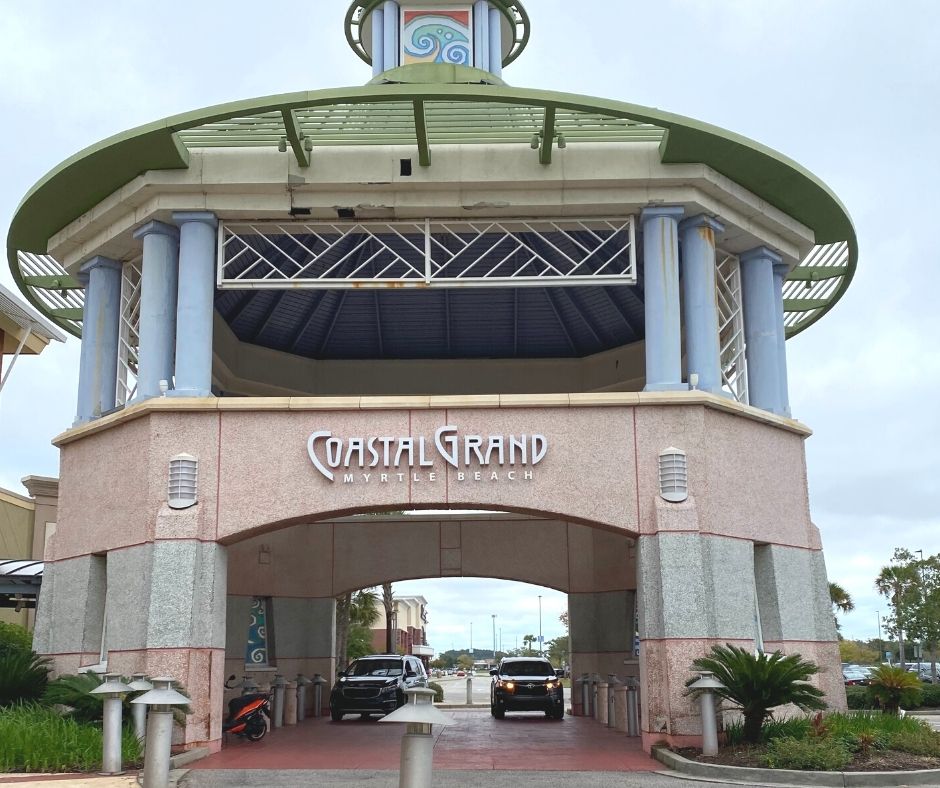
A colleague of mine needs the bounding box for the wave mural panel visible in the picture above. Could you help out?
[401,7,472,66]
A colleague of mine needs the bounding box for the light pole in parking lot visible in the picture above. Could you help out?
[538,595,543,656]
[492,614,497,665]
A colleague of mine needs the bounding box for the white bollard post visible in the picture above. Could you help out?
[296,675,311,722]
[465,676,473,705]
[313,674,328,718]
[688,671,724,757]
[89,673,132,776]
[133,677,190,788]
[128,674,153,746]
[625,678,640,737]
[597,681,609,724]
[579,673,590,717]
[613,683,628,732]
[607,677,618,728]
[379,687,453,788]
[284,679,297,726]
[272,674,286,728]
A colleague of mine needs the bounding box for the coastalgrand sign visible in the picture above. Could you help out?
[307,426,548,483]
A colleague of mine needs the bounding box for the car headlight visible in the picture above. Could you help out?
[502,681,515,690]
[546,682,556,689]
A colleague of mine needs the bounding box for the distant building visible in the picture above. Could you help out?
[371,594,433,664]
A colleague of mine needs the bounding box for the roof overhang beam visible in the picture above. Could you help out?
[413,100,431,167]
[281,109,311,168]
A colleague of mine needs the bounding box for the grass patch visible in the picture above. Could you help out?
[0,704,141,773]
[763,736,852,771]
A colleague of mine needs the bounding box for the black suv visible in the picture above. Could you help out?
[490,657,564,719]
[330,654,428,720]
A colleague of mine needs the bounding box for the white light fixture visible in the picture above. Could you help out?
[167,454,198,509]
[658,447,688,503]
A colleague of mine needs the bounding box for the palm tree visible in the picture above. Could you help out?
[334,592,352,671]
[875,562,919,664]
[383,583,395,653]
[522,634,536,655]
[829,582,855,630]
[686,643,826,744]
[350,588,380,628]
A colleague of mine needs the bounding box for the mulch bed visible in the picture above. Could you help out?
[675,746,940,772]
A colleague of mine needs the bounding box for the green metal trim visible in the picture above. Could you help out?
[783,298,830,312]
[281,109,311,168]
[345,0,530,69]
[48,307,84,321]
[539,106,555,165]
[7,81,856,339]
[22,274,82,290]
[785,266,848,282]
[413,99,431,166]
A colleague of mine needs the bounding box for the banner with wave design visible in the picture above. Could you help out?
[402,7,472,66]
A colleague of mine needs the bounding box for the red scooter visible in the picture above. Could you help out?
[223,676,271,741]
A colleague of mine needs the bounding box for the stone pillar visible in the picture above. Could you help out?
[641,206,685,391]
[170,212,217,398]
[74,256,122,424]
[383,1,399,73]
[371,5,385,77]
[569,590,635,678]
[772,262,791,416]
[488,6,502,76]
[679,215,725,395]
[133,221,179,401]
[473,1,490,71]
[740,246,783,414]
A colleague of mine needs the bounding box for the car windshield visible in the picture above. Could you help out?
[347,659,403,677]
[500,661,553,676]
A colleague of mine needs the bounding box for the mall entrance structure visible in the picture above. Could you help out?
[10,0,854,754]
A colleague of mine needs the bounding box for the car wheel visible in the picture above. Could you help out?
[493,701,505,720]
[552,707,565,720]
[330,707,344,722]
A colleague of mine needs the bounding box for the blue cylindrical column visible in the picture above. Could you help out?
[371,6,385,77]
[170,212,217,398]
[133,221,179,401]
[473,1,490,71]
[679,214,725,395]
[740,246,783,414]
[772,262,791,417]
[488,6,502,76]
[74,256,122,424]
[641,206,685,391]
[383,1,399,72]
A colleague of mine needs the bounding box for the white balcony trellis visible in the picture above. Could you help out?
[217,217,637,289]
[716,250,748,404]
[116,258,142,406]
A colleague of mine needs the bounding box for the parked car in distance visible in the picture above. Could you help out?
[329,654,428,721]
[490,657,564,720]
[842,665,872,686]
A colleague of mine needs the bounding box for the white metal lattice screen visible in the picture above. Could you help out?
[116,258,142,406]
[716,251,748,404]
[217,217,637,289]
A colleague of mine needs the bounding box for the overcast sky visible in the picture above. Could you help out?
[1,0,937,652]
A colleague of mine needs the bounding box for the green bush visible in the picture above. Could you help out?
[762,736,852,771]
[845,686,876,709]
[921,683,940,709]
[43,672,109,723]
[887,725,940,757]
[0,622,32,654]
[725,715,810,746]
[0,650,50,706]
[867,665,922,714]
[0,703,141,772]
[427,681,444,703]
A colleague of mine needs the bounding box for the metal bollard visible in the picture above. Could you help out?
[272,674,287,728]
[465,676,473,705]
[379,687,453,788]
[132,677,190,788]
[597,681,609,724]
[613,682,628,732]
[127,674,153,745]
[312,674,328,718]
[689,671,723,757]
[579,673,590,717]
[625,677,640,737]
[607,677,618,728]
[591,675,600,721]
[296,675,311,722]
[284,679,297,725]
[240,675,259,695]
[89,673,132,776]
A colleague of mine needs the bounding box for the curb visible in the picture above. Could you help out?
[653,745,940,787]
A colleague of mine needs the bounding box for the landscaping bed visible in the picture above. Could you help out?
[673,712,940,773]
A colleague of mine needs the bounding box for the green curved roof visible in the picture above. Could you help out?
[7,74,856,340]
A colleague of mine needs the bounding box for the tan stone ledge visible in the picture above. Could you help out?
[53,391,812,447]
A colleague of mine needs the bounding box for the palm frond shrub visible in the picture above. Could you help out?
[0,650,50,706]
[0,622,33,654]
[43,671,109,723]
[686,644,826,744]
[867,665,922,714]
